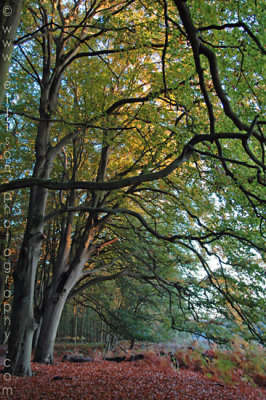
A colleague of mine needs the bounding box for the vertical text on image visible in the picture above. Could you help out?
[1,2,14,392]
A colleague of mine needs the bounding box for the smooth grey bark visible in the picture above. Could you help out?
[33,290,70,364]
[6,116,52,375]
[34,139,111,364]
[32,316,42,351]
[6,31,65,372]
[33,228,97,363]
[33,199,78,363]
[5,0,89,374]
[0,0,23,104]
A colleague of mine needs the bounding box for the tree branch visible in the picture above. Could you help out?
[0,132,246,193]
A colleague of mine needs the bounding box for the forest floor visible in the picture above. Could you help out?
[0,356,265,399]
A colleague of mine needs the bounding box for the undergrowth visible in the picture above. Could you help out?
[54,336,265,388]
[172,336,266,388]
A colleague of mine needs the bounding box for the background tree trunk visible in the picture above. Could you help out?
[33,290,70,364]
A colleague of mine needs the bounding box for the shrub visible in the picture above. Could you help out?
[142,351,173,372]
[173,337,266,388]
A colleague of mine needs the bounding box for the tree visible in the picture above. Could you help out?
[2,0,168,375]
[0,0,265,376]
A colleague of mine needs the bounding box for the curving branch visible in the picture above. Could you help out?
[0,132,247,193]
[198,22,266,55]
[43,203,265,253]
[173,0,262,136]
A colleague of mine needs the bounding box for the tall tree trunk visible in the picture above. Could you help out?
[6,115,52,375]
[34,223,97,363]
[33,289,70,364]
[6,226,46,375]
[5,1,100,375]
[32,316,42,351]
[34,139,110,363]
[21,114,109,363]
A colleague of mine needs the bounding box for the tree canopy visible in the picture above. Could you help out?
[0,0,265,376]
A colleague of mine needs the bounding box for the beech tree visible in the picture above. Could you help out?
[0,0,265,376]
